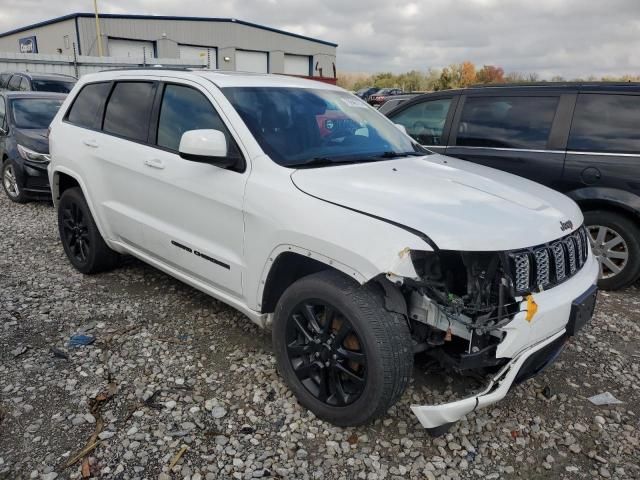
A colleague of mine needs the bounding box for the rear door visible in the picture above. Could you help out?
[388,94,459,154]
[563,92,640,197]
[444,92,572,188]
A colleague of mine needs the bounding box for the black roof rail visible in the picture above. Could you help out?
[98,66,205,73]
[469,81,640,88]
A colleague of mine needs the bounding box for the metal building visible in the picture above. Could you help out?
[0,13,337,77]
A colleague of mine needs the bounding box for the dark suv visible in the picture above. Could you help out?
[0,72,76,93]
[387,82,640,290]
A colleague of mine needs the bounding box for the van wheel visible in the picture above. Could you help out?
[273,270,413,426]
[585,210,640,290]
[2,161,28,203]
[58,187,120,274]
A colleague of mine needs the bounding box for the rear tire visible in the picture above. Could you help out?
[2,161,28,203]
[272,270,413,426]
[57,187,120,274]
[584,210,640,290]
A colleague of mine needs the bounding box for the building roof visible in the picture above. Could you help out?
[0,12,338,48]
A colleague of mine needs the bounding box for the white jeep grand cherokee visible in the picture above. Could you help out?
[48,69,599,432]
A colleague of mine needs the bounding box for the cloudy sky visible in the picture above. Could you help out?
[1,0,638,78]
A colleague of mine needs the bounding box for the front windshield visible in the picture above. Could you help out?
[32,80,75,93]
[12,98,64,129]
[222,87,428,167]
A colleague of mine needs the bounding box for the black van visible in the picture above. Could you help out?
[386,83,640,290]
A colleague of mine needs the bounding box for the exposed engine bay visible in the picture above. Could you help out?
[388,250,523,373]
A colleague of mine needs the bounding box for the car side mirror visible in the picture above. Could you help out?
[179,129,237,169]
[395,123,408,135]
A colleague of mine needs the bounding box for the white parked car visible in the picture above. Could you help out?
[48,69,599,432]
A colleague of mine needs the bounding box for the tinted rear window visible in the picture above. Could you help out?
[67,82,111,129]
[568,94,640,154]
[456,96,559,149]
[103,82,155,142]
[32,79,75,93]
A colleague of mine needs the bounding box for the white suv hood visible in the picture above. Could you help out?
[291,154,583,252]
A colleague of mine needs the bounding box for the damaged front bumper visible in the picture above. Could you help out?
[411,329,566,429]
[410,254,599,430]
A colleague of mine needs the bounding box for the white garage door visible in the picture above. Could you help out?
[236,50,268,73]
[179,45,217,67]
[284,54,310,76]
[108,38,155,59]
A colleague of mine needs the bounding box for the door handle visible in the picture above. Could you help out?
[144,158,165,170]
[83,139,98,148]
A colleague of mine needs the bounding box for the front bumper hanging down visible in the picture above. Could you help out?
[410,329,566,429]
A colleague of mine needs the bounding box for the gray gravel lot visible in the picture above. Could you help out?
[1,195,639,480]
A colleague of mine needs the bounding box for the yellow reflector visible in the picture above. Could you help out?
[525,294,538,322]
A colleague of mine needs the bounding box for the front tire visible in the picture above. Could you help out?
[585,210,640,290]
[2,161,28,203]
[273,270,413,426]
[57,187,120,274]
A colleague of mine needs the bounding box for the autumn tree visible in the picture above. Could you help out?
[476,65,505,84]
[460,61,477,86]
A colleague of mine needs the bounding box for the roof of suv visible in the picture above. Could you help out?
[82,68,342,90]
[430,81,640,96]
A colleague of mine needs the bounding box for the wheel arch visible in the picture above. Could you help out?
[51,167,114,248]
[259,247,411,322]
[567,187,640,224]
[259,248,367,314]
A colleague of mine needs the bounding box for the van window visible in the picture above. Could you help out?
[19,77,30,91]
[103,82,155,142]
[157,84,229,151]
[0,73,11,89]
[568,94,640,154]
[391,98,452,145]
[67,82,111,129]
[8,76,22,91]
[456,96,559,149]
[0,97,6,131]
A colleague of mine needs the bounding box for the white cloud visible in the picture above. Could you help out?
[1,0,639,78]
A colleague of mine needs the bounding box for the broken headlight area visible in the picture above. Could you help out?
[401,250,521,373]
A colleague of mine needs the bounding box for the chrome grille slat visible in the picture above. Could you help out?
[510,226,588,294]
[565,237,577,274]
[534,248,550,287]
[552,242,566,281]
[512,253,531,292]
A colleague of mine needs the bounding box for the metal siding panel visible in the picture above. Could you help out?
[0,19,76,54]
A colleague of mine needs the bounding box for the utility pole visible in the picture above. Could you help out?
[93,0,104,56]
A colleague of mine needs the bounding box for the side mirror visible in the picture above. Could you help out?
[179,129,237,168]
[395,123,408,135]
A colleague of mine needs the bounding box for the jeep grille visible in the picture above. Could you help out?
[508,226,589,294]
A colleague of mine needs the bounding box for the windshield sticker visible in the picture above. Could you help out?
[341,97,368,109]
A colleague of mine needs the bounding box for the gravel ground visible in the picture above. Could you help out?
[1,194,639,480]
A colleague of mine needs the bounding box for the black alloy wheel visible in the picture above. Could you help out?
[273,270,413,426]
[286,300,366,406]
[60,201,90,264]
[57,187,120,274]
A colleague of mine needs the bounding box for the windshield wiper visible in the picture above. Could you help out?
[376,151,426,159]
[289,157,345,168]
